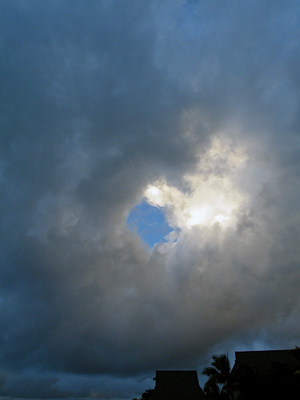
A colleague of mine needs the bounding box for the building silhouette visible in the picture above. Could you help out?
[230,349,300,400]
[231,349,300,375]
[148,370,206,400]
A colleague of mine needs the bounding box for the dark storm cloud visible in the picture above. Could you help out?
[1,0,300,399]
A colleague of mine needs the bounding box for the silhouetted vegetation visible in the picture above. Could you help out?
[202,347,300,400]
[135,349,300,400]
[133,388,154,400]
[202,353,231,400]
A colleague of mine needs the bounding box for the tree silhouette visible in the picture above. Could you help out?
[202,353,231,399]
[141,389,154,400]
[133,388,154,400]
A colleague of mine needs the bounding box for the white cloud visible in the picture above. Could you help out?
[144,137,247,231]
[1,1,300,399]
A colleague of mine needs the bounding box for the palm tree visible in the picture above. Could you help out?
[202,353,231,399]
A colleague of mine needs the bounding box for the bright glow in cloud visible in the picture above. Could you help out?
[2,2,300,399]
[144,137,247,232]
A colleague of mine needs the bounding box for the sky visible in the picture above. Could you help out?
[1,0,300,399]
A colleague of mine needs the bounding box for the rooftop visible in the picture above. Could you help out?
[231,349,300,375]
[148,370,206,400]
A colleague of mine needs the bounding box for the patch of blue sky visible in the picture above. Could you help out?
[127,201,173,248]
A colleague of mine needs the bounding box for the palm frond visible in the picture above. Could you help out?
[202,366,219,377]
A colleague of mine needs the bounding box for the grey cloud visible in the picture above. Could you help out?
[1,0,300,399]
[0,370,149,400]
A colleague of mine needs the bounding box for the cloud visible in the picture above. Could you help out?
[1,0,300,399]
[144,137,247,229]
